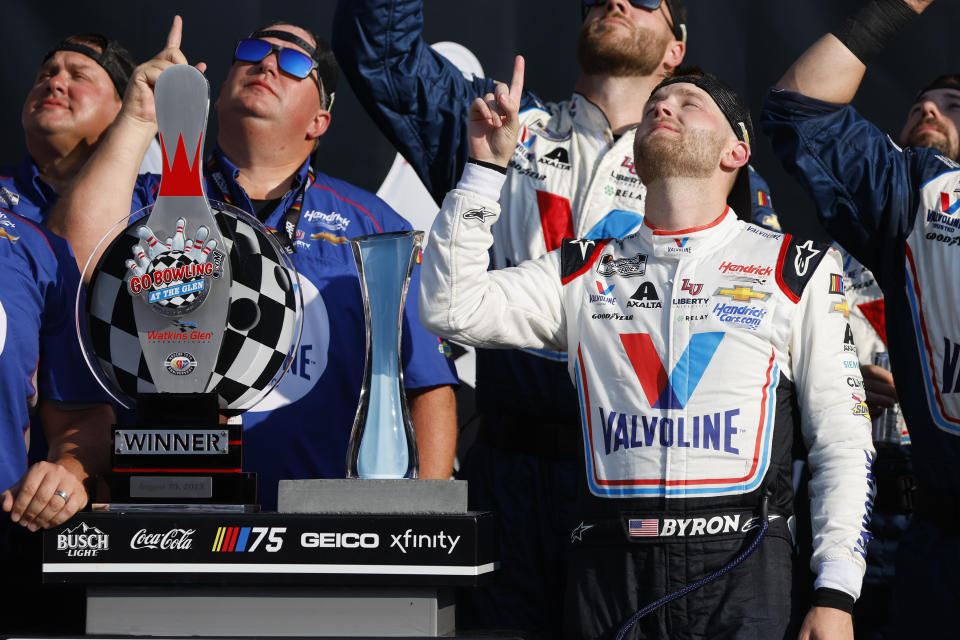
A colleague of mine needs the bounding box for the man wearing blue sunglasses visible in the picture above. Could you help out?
[48,17,459,511]
[333,1,781,638]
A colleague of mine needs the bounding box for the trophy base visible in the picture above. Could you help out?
[90,502,259,513]
[96,471,257,508]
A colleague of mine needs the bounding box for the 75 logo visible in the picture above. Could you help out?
[212,526,286,552]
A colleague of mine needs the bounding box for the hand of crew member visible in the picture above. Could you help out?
[2,462,87,531]
[119,15,207,136]
[860,363,898,419]
[798,605,854,640]
[467,55,525,168]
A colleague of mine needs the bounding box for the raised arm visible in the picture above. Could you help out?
[776,0,932,103]
[332,0,542,203]
[420,56,565,350]
[46,17,199,277]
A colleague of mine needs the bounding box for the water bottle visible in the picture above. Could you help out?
[872,352,902,446]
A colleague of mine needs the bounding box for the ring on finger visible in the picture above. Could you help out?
[54,489,69,502]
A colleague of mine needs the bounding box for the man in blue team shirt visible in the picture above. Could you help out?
[0,211,114,632]
[1,33,134,225]
[49,17,458,510]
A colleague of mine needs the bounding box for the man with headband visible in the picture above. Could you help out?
[418,59,873,639]
[332,3,781,635]
[0,33,134,225]
[760,1,960,635]
[48,18,458,510]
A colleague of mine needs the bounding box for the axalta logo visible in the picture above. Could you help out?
[301,532,380,549]
[718,261,773,277]
[58,522,109,556]
[130,528,195,550]
[620,331,724,409]
[389,529,461,555]
[303,210,350,231]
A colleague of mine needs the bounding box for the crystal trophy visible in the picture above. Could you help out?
[345,231,423,478]
[78,65,302,510]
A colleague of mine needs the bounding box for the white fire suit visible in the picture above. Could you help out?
[420,164,875,638]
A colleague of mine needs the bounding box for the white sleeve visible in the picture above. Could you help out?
[790,247,876,600]
[419,163,566,351]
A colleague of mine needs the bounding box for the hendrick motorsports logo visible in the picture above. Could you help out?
[58,522,109,557]
[130,527,196,550]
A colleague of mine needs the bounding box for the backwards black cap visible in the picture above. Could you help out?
[651,68,754,221]
[914,73,960,103]
[250,27,338,109]
[43,34,135,97]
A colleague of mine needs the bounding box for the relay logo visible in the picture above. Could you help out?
[620,332,724,409]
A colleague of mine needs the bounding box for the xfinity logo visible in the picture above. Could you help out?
[390,529,461,555]
[58,522,109,557]
[301,532,379,549]
[130,528,196,550]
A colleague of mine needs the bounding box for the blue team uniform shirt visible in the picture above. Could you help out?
[0,209,106,491]
[131,148,458,509]
[0,158,58,225]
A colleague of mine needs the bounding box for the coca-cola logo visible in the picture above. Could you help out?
[130,528,196,550]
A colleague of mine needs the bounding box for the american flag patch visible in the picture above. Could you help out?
[628,518,659,537]
[829,273,844,295]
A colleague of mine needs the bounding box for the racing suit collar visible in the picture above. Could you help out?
[570,92,623,140]
[640,206,741,260]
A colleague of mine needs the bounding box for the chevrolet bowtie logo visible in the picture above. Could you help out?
[833,299,850,318]
[716,286,767,302]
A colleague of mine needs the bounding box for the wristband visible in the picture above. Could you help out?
[831,0,918,64]
[812,587,855,614]
[468,157,508,175]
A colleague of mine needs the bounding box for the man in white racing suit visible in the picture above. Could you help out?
[420,60,874,639]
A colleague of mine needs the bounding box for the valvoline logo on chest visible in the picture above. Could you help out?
[620,332,725,409]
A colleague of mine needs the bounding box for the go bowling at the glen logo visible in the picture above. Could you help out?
[124,217,224,315]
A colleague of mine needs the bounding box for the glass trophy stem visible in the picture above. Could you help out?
[346,231,422,479]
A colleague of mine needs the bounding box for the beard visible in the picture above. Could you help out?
[577,12,671,77]
[905,119,960,160]
[634,126,726,183]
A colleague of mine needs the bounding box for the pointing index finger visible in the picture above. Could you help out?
[510,55,525,102]
[166,15,183,50]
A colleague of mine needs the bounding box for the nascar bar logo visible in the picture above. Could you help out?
[57,522,109,556]
[212,526,286,552]
[629,514,746,538]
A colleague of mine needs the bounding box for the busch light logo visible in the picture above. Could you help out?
[130,527,196,550]
[57,522,109,557]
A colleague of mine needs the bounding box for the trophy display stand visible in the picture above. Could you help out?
[50,65,503,638]
[95,393,257,511]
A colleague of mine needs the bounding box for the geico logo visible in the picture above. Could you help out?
[300,532,380,549]
[57,533,108,550]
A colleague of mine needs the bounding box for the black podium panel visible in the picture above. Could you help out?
[43,511,496,587]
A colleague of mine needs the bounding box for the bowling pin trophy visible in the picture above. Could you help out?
[78,65,302,510]
[345,232,422,479]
